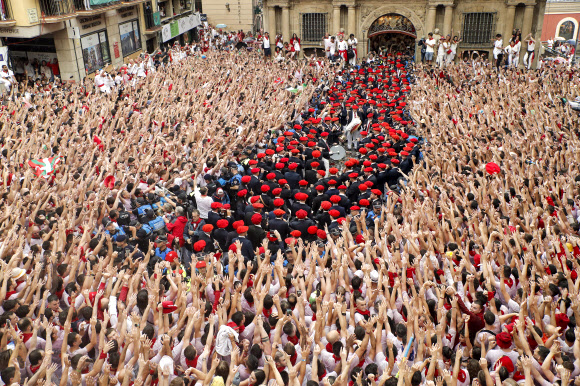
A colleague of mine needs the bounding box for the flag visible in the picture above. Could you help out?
[28,156,61,178]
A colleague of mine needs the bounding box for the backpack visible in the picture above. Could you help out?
[347,49,355,59]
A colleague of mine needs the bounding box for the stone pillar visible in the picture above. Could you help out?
[105,10,124,68]
[504,5,516,42]
[267,6,276,35]
[443,5,453,37]
[333,6,341,36]
[520,4,534,65]
[53,27,85,83]
[348,6,356,37]
[282,6,290,42]
[425,5,437,36]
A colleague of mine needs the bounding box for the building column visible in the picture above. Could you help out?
[333,6,341,36]
[520,4,535,65]
[442,5,453,37]
[53,26,85,82]
[504,5,516,42]
[348,5,356,37]
[267,6,276,35]
[425,5,437,35]
[106,10,124,68]
[282,5,290,42]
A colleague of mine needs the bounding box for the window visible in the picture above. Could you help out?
[301,13,327,42]
[119,20,142,56]
[81,30,110,75]
[462,12,496,46]
[557,18,577,41]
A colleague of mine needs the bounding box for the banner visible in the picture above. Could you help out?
[170,21,179,38]
[153,12,161,26]
[90,0,116,5]
[161,24,171,42]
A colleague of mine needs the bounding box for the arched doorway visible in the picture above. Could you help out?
[367,14,416,55]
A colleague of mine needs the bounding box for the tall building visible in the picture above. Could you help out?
[262,0,547,64]
[0,0,201,81]
[541,0,579,43]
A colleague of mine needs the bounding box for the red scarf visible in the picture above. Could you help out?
[185,356,198,368]
[287,335,299,345]
[263,307,272,318]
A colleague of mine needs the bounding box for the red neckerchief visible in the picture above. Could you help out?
[290,353,297,366]
[263,307,272,318]
[312,313,316,321]
[287,335,299,345]
[333,354,341,362]
[318,369,327,381]
[513,371,525,381]
[326,343,333,353]
[185,356,198,368]
[22,332,33,343]
[356,308,370,316]
[30,364,41,374]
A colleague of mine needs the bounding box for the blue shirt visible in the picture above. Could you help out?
[155,247,172,260]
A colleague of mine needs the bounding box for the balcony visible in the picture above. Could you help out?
[144,7,162,33]
[38,0,76,21]
[38,0,147,21]
[0,0,15,26]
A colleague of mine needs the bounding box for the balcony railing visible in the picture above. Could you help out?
[0,0,13,21]
[38,0,76,17]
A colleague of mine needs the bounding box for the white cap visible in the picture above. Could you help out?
[354,270,364,279]
[370,270,379,282]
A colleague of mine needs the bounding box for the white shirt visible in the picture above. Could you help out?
[425,38,435,53]
[263,37,270,49]
[527,39,535,51]
[493,39,503,58]
[337,40,348,51]
[324,37,332,51]
[348,38,357,48]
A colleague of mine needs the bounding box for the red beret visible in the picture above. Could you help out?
[211,202,223,209]
[237,226,249,234]
[312,150,321,158]
[371,189,382,196]
[273,198,285,207]
[320,201,332,210]
[359,199,370,206]
[350,205,360,211]
[317,229,327,239]
[251,167,260,173]
[241,176,251,184]
[278,179,288,185]
[329,209,340,217]
[317,170,326,176]
[329,168,338,174]
[272,188,282,195]
[311,162,320,168]
[194,240,206,252]
[266,173,276,180]
[290,230,302,237]
[237,189,248,197]
[296,209,308,219]
[299,180,308,187]
[274,209,285,216]
[307,226,318,234]
[251,213,263,225]
[315,185,325,191]
[202,224,214,233]
[250,196,260,203]
[330,195,341,203]
[232,220,244,230]
[217,219,229,228]
[261,185,270,193]
[289,163,298,170]
[359,184,367,191]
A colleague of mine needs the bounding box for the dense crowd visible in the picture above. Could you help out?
[0,27,579,386]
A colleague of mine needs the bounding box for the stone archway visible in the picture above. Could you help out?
[359,5,424,59]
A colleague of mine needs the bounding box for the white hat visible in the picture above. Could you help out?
[370,270,379,283]
[11,268,25,280]
[354,270,364,279]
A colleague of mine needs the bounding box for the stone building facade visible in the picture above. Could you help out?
[263,0,547,65]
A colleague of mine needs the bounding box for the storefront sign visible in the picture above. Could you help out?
[27,8,39,23]
[114,42,120,58]
[200,14,207,22]
[118,6,135,21]
[79,15,103,31]
[0,22,64,38]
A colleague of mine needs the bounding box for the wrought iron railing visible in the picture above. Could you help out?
[38,0,75,17]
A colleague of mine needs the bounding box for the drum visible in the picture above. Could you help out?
[330,145,346,160]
